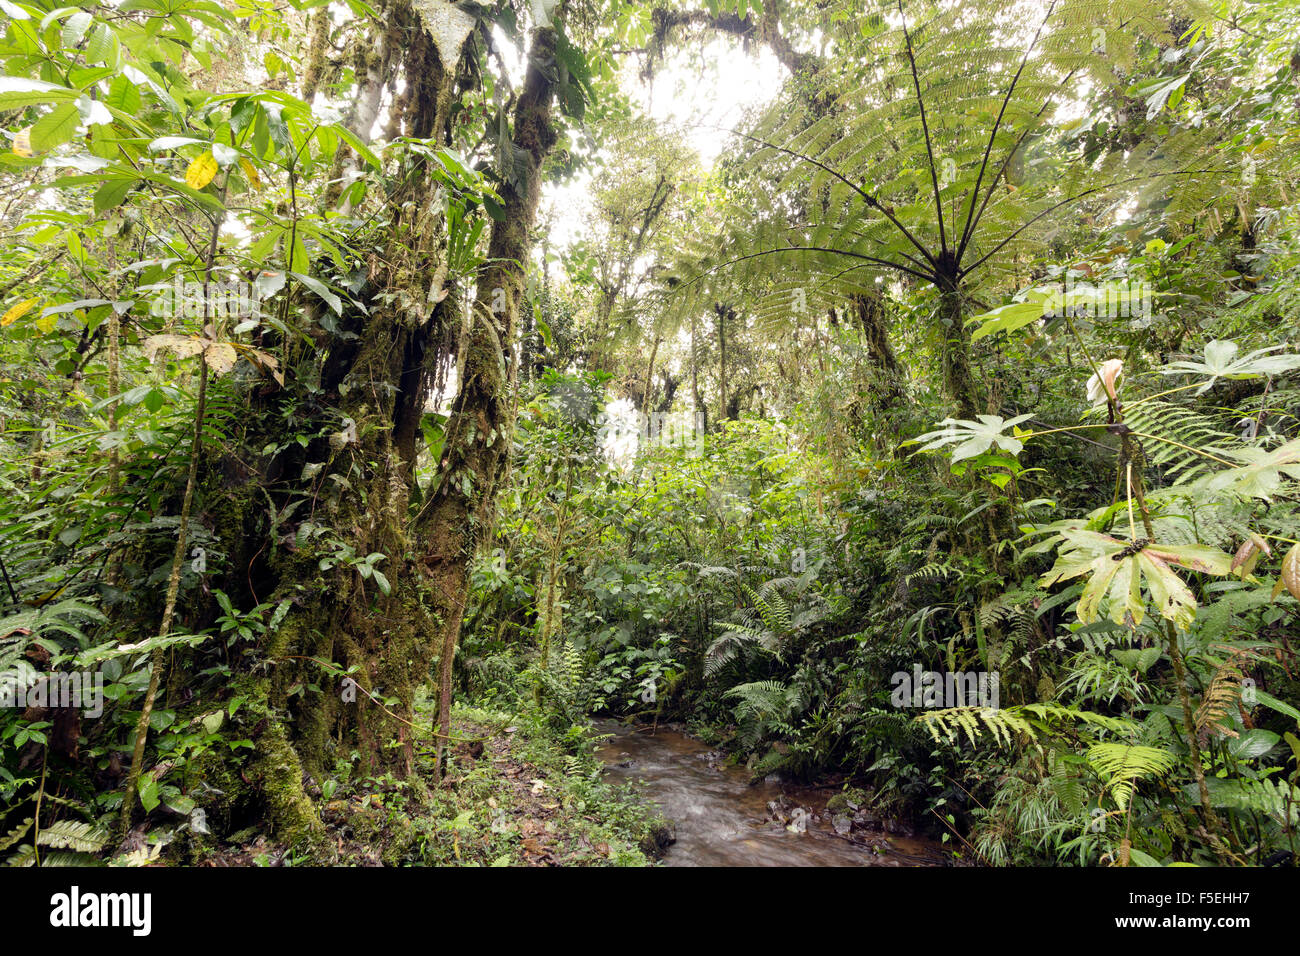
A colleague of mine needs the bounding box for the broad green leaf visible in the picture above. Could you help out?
[29,102,81,152]
[289,272,341,315]
[61,9,92,48]
[93,177,134,213]
[84,23,116,63]
[0,77,77,110]
[285,232,309,273]
[1228,729,1278,760]
[106,76,141,114]
[329,122,381,169]
[969,300,1045,342]
[138,778,160,812]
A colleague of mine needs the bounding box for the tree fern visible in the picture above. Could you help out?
[667,0,1216,412]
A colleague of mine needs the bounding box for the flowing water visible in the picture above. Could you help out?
[594,719,949,867]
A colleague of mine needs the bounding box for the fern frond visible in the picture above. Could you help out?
[0,819,32,852]
[1122,400,1234,483]
[1086,743,1177,810]
[1194,648,1253,739]
[1203,777,1300,828]
[36,819,110,853]
[918,706,1033,747]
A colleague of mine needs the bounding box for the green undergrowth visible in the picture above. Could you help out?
[181,700,666,867]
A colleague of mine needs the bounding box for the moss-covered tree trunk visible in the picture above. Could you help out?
[850,291,904,396]
[417,23,560,774]
[938,287,981,418]
[199,1,477,840]
[162,2,561,838]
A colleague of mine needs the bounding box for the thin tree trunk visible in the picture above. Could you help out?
[642,335,660,420]
[119,357,206,839]
[690,310,705,433]
[716,304,728,425]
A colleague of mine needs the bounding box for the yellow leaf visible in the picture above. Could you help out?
[245,347,283,386]
[239,157,261,189]
[142,333,204,362]
[185,151,218,189]
[203,341,237,376]
[24,585,67,608]
[34,312,57,334]
[13,127,33,158]
[2,298,39,326]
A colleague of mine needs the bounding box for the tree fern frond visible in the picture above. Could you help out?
[1086,743,1177,810]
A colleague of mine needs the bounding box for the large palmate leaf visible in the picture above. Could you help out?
[1040,530,1232,631]
[1200,437,1300,500]
[911,414,1032,464]
[1162,340,1300,394]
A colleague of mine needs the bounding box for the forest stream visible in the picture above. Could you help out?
[594,720,949,867]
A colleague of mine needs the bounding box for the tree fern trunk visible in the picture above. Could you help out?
[939,289,981,418]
